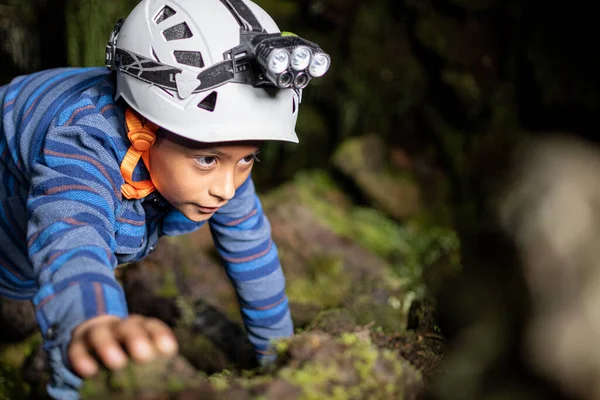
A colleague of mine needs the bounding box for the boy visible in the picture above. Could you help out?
[0,0,330,398]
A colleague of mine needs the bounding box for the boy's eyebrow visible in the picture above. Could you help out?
[195,147,261,160]
[199,148,229,157]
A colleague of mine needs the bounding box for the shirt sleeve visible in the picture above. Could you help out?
[26,120,128,395]
[208,175,294,361]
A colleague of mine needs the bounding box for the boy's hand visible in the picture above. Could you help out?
[68,314,178,378]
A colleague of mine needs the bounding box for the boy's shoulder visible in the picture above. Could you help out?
[50,68,124,132]
[1,67,129,178]
[3,67,124,141]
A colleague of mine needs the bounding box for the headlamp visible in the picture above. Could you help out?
[106,0,331,97]
[294,73,310,89]
[249,33,330,89]
[291,47,312,71]
[266,49,290,74]
[309,53,331,78]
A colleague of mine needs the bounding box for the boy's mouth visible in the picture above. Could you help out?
[197,205,220,214]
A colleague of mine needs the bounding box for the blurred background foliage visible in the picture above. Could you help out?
[2,0,600,398]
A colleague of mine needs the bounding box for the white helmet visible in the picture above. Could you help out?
[106,0,328,143]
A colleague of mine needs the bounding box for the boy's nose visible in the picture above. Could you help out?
[209,172,236,202]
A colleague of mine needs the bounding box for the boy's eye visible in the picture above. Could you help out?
[240,154,259,165]
[196,156,217,167]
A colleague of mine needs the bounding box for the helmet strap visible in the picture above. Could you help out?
[120,108,158,199]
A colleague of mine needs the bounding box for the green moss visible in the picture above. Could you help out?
[175,297,196,328]
[442,69,482,114]
[286,253,351,307]
[291,170,461,295]
[278,364,344,400]
[274,339,291,355]
[0,364,30,400]
[166,376,186,392]
[307,309,357,334]
[0,334,44,399]
[272,333,412,399]
[208,370,234,391]
[346,294,408,333]
[107,364,137,397]
[0,333,41,369]
[156,268,179,298]
[81,356,207,399]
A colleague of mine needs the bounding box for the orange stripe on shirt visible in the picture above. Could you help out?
[44,184,97,196]
[27,230,42,248]
[117,217,145,226]
[222,240,272,263]
[254,295,286,311]
[225,208,258,226]
[0,256,25,280]
[43,149,121,198]
[94,282,105,314]
[255,349,273,355]
[100,104,115,115]
[63,217,87,226]
[36,293,56,309]
[46,250,68,266]
[64,105,95,126]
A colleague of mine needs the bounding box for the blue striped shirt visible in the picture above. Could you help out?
[0,68,293,399]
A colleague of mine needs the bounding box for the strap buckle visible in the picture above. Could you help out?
[106,18,125,71]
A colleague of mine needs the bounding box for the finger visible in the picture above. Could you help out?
[68,339,99,378]
[143,318,178,355]
[87,324,128,370]
[116,317,155,363]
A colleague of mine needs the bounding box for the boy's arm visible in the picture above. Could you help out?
[209,176,294,362]
[27,121,129,394]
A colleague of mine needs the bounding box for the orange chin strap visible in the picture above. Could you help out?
[120,108,158,199]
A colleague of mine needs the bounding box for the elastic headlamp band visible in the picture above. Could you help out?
[114,48,237,94]
[218,0,263,32]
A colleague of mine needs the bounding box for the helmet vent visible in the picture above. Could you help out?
[174,51,205,68]
[198,91,218,112]
[292,96,296,114]
[163,22,193,41]
[155,6,176,24]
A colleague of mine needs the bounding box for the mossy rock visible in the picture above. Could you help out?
[121,236,241,325]
[262,175,413,329]
[306,309,358,336]
[0,333,42,370]
[79,331,424,400]
[344,292,408,333]
[286,253,352,309]
[266,331,423,400]
[333,134,422,220]
[266,170,460,296]
[80,355,206,400]
[175,328,232,375]
[196,330,423,400]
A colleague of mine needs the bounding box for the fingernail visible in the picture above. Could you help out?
[135,341,154,360]
[158,337,177,354]
[107,348,126,368]
[80,360,97,377]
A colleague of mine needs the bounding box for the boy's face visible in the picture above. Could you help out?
[148,131,261,222]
